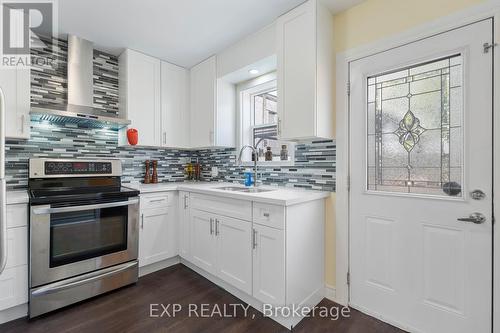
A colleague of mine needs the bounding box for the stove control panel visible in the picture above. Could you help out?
[44,161,113,175]
[29,159,122,178]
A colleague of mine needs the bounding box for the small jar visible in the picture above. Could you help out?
[265,147,273,161]
[280,145,288,161]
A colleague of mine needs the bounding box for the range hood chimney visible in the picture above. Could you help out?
[30,35,130,129]
[67,35,94,109]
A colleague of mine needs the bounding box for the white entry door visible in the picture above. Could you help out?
[349,20,492,333]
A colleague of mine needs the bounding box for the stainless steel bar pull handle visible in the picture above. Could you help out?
[149,198,166,203]
[215,219,219,236]
[31,261,138,296]
[252,229,257,249]
[210,218,214,235]
[32,198,139,215]
[457,213,486,224]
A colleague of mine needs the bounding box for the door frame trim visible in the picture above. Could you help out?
[335,2,500,330]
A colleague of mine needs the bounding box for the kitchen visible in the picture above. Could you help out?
[0,0,498,332]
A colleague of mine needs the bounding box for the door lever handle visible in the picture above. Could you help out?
[457,213,486,224]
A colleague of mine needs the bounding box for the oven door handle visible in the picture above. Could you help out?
[31,261,138,296]
[31,198,139,215]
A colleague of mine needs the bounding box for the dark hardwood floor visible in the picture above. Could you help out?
[0,264,405,333]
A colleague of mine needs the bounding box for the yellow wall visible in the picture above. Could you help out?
[333,0,486,53]
[325,0,486,288]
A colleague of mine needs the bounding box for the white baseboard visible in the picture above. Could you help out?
[0,303,27,325]
[325,284,336,302]
[138,256,181,277]
[181,258,323,330]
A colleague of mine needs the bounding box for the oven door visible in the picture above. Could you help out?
[30,197,139,287]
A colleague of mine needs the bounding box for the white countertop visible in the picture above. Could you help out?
[6,182,331,206]
[6,190,29,205]
[137,182,330,206]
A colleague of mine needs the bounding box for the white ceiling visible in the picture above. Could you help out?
[58,0,363,68]
[322,0,364,13]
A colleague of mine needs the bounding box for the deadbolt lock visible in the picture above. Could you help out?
[470,189,486,200]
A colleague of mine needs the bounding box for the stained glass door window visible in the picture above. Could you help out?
[367,55,463,196]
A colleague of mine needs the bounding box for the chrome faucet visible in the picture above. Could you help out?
[237,138,265,187]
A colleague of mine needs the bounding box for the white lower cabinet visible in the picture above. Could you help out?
[190,210,217,275]
[139,195,177,267]
[252,223,285,305]
[138,189,324,329]
[0,203,28,313]
[190,209,252,293]
[216,216,252,294]
[0,266,28,311]
[178,191,191,259]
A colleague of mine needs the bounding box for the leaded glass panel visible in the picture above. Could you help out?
[366,55,463,196]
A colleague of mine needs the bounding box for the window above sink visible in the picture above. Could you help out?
[237,72,295,167]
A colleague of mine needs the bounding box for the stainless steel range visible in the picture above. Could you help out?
[28,158,140,318]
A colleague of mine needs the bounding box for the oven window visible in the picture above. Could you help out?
[50,205,128,267]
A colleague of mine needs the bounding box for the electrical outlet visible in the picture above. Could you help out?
[211,166,218,177]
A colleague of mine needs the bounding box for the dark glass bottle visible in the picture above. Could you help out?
[265,147,273,161]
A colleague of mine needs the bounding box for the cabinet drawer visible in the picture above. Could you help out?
[253,203,285,229]
[0,265,28,311]
[190,193,252,221]
[6,204,28,228]
[6,226,28,269]
[141,193,172,209]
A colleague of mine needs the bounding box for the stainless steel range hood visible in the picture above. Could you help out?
[30,35,130,129]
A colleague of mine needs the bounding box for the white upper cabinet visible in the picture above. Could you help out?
[190,56,216,148]
[190,56,235,148]
[0,8,30,140]
[160,61,190,148]
[0,67,30,140]
[119,49,161,147]
[276,0,334,140]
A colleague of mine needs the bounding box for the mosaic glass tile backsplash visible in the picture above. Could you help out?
[6,120,336,191]
[9,36,336,192]
[6,121,189,189]
[31,37,119,115]
[193,140,336,191]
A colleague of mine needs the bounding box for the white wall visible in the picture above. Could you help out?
[216,23,276,78]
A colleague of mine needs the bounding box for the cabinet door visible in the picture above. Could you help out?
[252,224,285,305]
[190,209,217,275]
[123,50,161,146]
[0,266,28,311]
[178,191,190,259]
[277,0,316,140]
[0,67,30,139]
[190,56,216,148]
[216,216,252,294]
[161,61,189,147]
[139,207,176,267]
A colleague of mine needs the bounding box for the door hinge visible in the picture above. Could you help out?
[483,42,498,54]
[347,82,351,96]
[347,272,350,285]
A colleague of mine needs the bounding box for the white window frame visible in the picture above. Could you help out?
[236,72,295,166]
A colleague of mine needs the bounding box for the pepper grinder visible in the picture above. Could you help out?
[151,160,158,184]
[144,160,151,184]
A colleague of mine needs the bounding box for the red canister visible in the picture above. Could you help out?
[127,128,138,145]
